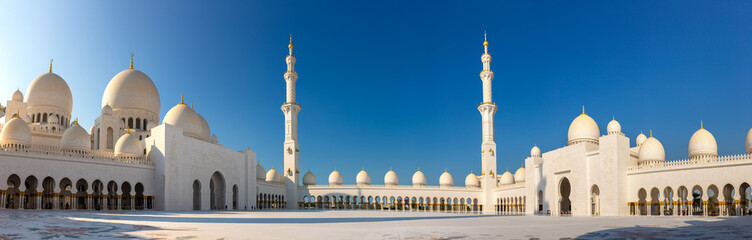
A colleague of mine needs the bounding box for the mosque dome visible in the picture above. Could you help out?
[384,169,399,187]
[256,163,266,180]
[746,128,752,155]
[25,72,73,114]
[265,168,280,182]
[101,69,160,117]
[636,132,647,147]
[163,102,204,140]
[195,112,211,141]
[0,117,32,147]
[412,170,426,187]
[356,169,371,186]
[11,89,23,102]
[464,172,479,188]
[607,118,622,135]
[328,170,343,186]
[639,133,665,163]
[302,170,316,186]
[514,166,525,182]
[101,104,114,115]
[568,109,600,145]
[688,124,718,159]
[530,145,541,157]
[500,170,515,185]
[61,121,90,152]
[114,131,142,157]
[439,170,453,188]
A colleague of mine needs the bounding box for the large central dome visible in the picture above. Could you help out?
[102,69,160,117]
[26,72,73,113]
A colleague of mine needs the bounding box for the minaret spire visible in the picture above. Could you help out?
[478,31,498,214]
[483,30,488,53]
[282,34,301,208]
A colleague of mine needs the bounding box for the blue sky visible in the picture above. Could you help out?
[1,1,751,185]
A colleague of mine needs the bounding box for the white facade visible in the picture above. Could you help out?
[1,36,751,217]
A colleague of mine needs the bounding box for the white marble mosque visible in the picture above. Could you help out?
[1,34,751,217]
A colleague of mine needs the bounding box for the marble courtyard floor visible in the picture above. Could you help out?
[0,210,751,239]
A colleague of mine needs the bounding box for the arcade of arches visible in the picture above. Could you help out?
[2,174,153,210]
[630,183,752,217]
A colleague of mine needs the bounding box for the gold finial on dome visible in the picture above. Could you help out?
[15,110,19,119]
[130,53,134,69]
[444,168,448,173]
[126,126,131,134]
[180,94,185,105]
[649,129,653,138]
[73,118,79,126]
[582,105,585,115]
[49,59,53,73]
[700,121,704,129]
[191,101,194,109]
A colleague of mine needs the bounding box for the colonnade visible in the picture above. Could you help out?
[299,195,482,213]
[2,174,152,211]
[496,196,525,215]
[629,183,752,216]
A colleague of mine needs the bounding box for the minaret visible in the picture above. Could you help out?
[282,34,301,209]
[478,31,498,214]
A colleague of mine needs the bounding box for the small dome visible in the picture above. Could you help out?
[163,103,205,140]
[25,72,73,114]
[412,170,426,187]
[439,170,453,188]
[61,122,90,152]
[464,172,479,188]
[688,124,718,159]
[746,128,752,155]
[568,110,600,145]
[256,163,266,180]
[607,118,622,135]
[102,69,160,118]
[636,132,647,147]
[514,166,526,182]
[266,168,280,182]
[302,170,316,186]
[530,145,541,157]
[0,117,32,147]
[356,169,371,186]
[11,89,23,101]
[101,104,113,115]
[500,170,515,185]
[639,133,665,163]
[384,169,399,187]
[328,169,343,186]
[114,131,142,157]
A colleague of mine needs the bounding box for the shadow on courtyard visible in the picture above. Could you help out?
[0,210,174,239]
[575,216,752,239]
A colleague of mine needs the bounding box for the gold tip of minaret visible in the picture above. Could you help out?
[483,30,489,53]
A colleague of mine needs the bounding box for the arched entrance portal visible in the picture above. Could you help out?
[209,172,225,210]
[193,180,201,210]
[591,185,600,216]
[559,177,571,215]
